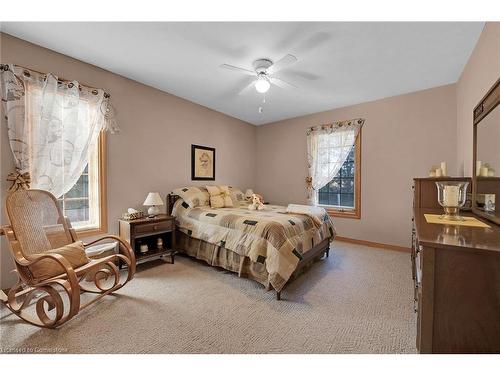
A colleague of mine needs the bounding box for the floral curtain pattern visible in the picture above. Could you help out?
[0,64,118,196]
[306,118,364,205]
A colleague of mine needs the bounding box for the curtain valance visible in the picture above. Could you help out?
[306,118,364,135]
[1,64,118,195]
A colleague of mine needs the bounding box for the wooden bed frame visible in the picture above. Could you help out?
[166,194,330,300]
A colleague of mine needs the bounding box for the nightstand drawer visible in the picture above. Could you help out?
[135,220,173,234]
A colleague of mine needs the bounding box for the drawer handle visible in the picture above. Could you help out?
[153,225,158,230]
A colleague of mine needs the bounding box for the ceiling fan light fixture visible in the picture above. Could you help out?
[255,76,270,93]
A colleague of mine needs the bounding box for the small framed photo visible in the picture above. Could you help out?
[191,144,215,181]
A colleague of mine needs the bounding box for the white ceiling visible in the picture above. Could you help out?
[1,22,484,125]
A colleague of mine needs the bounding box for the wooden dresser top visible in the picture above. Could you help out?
[414,207,500,253]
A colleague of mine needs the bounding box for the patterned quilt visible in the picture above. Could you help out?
[172,200,336,291]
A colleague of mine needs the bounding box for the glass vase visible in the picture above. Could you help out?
[435,181,469,221]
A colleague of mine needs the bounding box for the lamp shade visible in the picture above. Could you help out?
[245,189,254,198]
[143,192,164,206]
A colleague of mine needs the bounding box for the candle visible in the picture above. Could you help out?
[435,168,442,177]
[480,166,489,177]
[476,161,482,176]
[443,185,459,207]
[440,162,447,177]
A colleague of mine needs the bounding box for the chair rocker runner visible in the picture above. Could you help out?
[0,189,136,328]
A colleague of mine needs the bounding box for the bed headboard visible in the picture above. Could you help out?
[166,194,180,216]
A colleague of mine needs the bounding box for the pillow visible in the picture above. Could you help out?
[28,241,89,282]
[229,187,246,202]
[206,185,233,208]
[173,186,210,208]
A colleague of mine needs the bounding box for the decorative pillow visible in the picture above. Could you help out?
[206,185,233,208]
[172,186,210,208]
[228,187,246,202]
[28,241,89,282]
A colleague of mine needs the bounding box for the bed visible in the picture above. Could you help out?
[167,190,336,300]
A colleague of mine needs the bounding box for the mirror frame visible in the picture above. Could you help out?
[472,77,500,225]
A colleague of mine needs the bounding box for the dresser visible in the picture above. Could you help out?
[412,178,500,353]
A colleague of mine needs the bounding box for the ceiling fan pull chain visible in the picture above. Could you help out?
[259,93,267,113]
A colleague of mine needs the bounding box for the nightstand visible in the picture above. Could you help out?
[119,214,177,266]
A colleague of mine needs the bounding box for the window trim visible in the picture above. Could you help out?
[75,131,108,237]
[320,128,361,219]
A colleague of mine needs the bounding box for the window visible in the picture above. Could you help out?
[27,86,108,237]
[318,130,361,218]
[57,133,107,236]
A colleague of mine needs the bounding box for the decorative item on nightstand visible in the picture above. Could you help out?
[139,242,149,254]
[435,181,469,221]
[122,208,145,221]
[143,192,164,218]
[245,189,254,200]
[157,237,164,249]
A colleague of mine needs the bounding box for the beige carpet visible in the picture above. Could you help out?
[0,241,416,353]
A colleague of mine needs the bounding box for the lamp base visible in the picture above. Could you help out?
[147,206,160,218]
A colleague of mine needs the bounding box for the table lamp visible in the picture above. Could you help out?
[143,192,164,218]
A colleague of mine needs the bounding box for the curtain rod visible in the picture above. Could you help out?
[0,63,111,98]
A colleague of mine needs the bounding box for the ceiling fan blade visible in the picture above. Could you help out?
[270,77,298,90]
[279,69,320,81]
[220,64,255,76]
[238,80,256,95]
[268,54,298,74]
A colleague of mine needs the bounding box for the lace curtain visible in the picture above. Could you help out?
[306,118,364,205]
[1,64,118,197]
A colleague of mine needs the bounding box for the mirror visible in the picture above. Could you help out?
[473,78,500,225]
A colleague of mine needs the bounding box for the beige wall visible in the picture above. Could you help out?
[255,84,458,248]
[0,33,256,289]
[456,22,500,176]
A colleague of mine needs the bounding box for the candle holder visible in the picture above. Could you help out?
[435,181,469,221]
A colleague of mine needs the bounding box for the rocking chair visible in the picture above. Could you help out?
[0,189,136,328]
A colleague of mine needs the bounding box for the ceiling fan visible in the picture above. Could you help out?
[220,54,300,95]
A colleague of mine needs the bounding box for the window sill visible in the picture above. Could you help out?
[74,227,108,238]
[323,207,361,219]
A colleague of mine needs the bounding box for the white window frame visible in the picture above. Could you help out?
[318,129,362,219]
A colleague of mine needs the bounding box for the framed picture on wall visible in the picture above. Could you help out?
[191,144,215,180]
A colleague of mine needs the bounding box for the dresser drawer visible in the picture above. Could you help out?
[134,220,173,234]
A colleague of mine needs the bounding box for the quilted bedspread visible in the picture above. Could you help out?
[172,200,336,291]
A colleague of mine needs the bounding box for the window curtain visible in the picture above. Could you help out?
[306,118,364,205]
[1,64,119,197]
